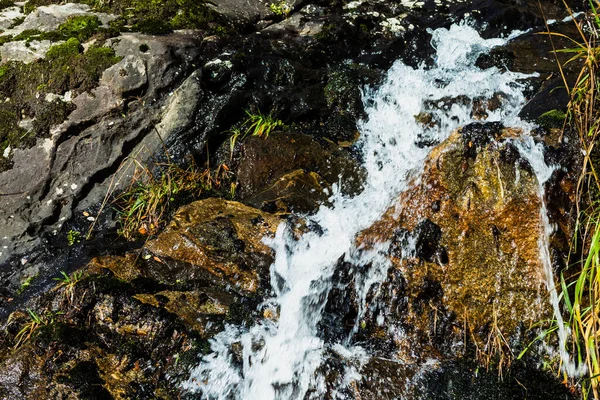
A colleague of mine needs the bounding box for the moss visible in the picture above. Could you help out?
[538,109,567,129]
[0,39,120,172]
[22,0,53,14]
[80,0,230,35]
[57,15,102,41]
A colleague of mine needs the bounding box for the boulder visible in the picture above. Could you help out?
[143,198,283,294]
[354,126,553,382]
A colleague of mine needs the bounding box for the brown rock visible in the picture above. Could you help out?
[358,128,550,362]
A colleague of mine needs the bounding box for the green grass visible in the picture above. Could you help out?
[14,309,62,348]
[53,270,84,303]
[544,1,600,398]
[113,160,232,240]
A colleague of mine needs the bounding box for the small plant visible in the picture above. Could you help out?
[113,160,232,240]
[53,270,84,303]
[225,109,284,159]
[16,274,37,295]
[14,309,62,348]
[242,109,284,139]
[269,1,290,17]
[67,229,81,246]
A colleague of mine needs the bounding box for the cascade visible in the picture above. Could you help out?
[184,23,541,399]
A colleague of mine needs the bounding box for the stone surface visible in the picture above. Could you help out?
[1,3,116,36]
[0,39,58,63]
[356,125,551,369]
[144,198,283,294]
[100,55,147,95]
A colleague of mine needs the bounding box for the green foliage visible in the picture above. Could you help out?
[57,15,102,42]
[53,270,84,303]
[17,274,37,295]
[226,109,284,159]
[14,309,63,348]
[537,109,567,129]
[67,229,81,246]
[241,109,284,139]
[46,37,81,59]
[113,161,232,240]
[269,1,290,17]
[80,0,227,35]
[0,0,14,9]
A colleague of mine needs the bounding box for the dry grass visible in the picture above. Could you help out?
[113,160,232,240]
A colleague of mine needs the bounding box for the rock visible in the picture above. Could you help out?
[100,55,147,95]
[244,168,329,213]
[144,198,283,294]
[0,32,203,267]
[233,132,365,208]
[67,85,122,124]
[0,39,58,64]
[0,6,24,31]
[356,128,551,369]
[1,3,116,36]
[205,0,272,26]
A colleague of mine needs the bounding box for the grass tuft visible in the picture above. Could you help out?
[113,160,232,241]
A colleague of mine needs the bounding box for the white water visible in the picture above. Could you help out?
[515,137,588,377]
[184,24,536,399]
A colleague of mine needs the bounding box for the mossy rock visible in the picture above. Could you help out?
[537,109,566,129]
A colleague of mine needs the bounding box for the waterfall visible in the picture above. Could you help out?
[184,23,536,400]
[515,137,588,378]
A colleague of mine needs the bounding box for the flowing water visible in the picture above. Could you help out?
[184,23,545,399]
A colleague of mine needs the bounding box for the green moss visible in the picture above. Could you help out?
[0,40,120,172]
[0,0,14,8]
[80,0,229,35]
[57,15,102,41]
[22,0,53,14]
[46,37,81,59]
[538,109,567,129]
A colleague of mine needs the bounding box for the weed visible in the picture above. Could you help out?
[53,270,84,303]
[539,2,600,398]
[113,160,232,240]
[17,274,37,295]
[14,309,62,348]
[67,229,81,246]
[242,109,284,139]
[225,109,284,158]
[269,1,290,17]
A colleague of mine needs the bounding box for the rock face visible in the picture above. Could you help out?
[0,198,280,399]
[346,125,562,397]
[0,0,584,397]
[144,198,283,293]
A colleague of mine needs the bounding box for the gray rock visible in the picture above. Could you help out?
[0,32,203,266]
[1,3,116,36]
[66,85,122,126]
[0,40,58,64]
[0,6,24,30]
[100,55,147,95]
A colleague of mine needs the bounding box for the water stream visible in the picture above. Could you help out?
[184,23,543,399]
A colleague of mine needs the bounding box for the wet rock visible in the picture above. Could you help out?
[244,168,329,213]
[144,198,283,294]
[233,132,365,209]
[358,128,551,369]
